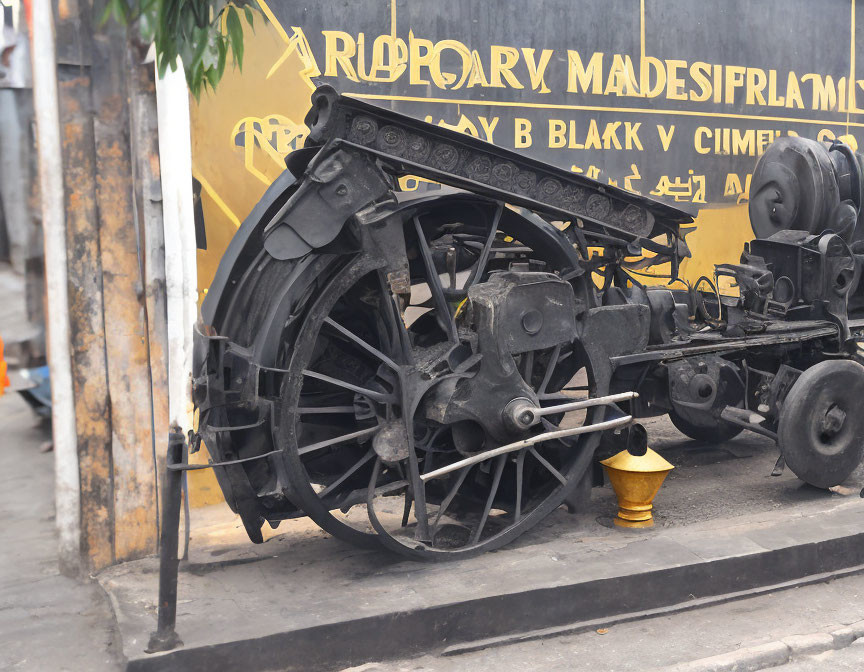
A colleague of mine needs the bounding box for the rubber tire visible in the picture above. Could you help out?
[668,408,743,443]
[778,359,864,489]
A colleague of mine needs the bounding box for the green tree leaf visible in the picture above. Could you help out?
[101,0,262,97]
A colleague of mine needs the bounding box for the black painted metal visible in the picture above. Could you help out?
[146,432,186,654]
[302,86,691,240]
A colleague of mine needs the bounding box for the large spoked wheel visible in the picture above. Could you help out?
[275,200,609,558]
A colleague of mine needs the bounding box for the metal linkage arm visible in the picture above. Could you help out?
[421,391,638,482]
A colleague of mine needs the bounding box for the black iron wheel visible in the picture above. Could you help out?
[778,359,864,488]
[275,198,608,557]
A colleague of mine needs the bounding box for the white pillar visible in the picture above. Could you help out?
[155,65,197,432]
[30,0,80,575]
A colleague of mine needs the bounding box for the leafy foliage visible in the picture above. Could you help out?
[100,0,261,97]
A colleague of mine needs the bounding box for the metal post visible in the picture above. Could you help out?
[146,430,185,653]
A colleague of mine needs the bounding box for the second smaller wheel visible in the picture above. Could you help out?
[778,359,864,488]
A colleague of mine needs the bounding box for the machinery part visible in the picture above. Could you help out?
[303,86,691,242]
[666,356,745,443]
[423,398,636,481]
[719,407,777,442]
[669,408,743,443]
[365,337,610,559]
[749,137,863,241]
[778,359,864,488]
[501,391,638,431]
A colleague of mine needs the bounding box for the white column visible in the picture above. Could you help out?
[154,65,197,433]
[30,0,80,575]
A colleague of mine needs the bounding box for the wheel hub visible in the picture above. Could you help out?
[421,271,578,444]
[819,404,846,439]
[502,398,537,432]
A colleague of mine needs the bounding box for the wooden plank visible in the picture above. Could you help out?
[55,6,115,572]
[91,26,158,561]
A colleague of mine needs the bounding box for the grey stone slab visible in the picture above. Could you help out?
[675,533,768,561]
[104,498,864,672]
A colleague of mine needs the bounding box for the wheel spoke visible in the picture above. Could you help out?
[399,383,430,541]
[376,272,415,365]
[528,446,568,485]
[323,317,399,371]
[538,344,561,396]
[298,405,357,415]
[302,369,392,403]
[413,216,459,343]
[298,425,379,456]
[464,202,504,291]
[431,465,472,536]
[514,450,525,523]
[318,449,376,497]
[520,350,535,385]
[472,454,506,544]
[401,487,414,527]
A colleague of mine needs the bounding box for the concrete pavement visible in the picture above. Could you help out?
[0,392,121,672]
[102,412,864,672]
[360,572,864,672]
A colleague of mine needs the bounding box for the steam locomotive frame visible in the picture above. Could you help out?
[189,86,864,560]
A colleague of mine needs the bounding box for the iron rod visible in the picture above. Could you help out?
[421,414,634,482]
[146,431,185,653]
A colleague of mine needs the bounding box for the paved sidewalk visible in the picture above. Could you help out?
[775,642,864,671]
[0,393,121,672]
[363,571,864,672]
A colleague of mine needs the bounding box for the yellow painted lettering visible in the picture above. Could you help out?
[549,119,567,148]
[567,50,603,94]
[584,119,602,150]
[515,118,532,148]
[745,68,767,106]
[624,122,643,150]
[602,121,622,149]
[724,65,746,104]
[478,116,499,142]
[785,71,804,109]
[689,62,712,102]
[323,30,359,81]
[522,47,553,93]
[489,45,523,88]
[694,127,711,154]
[640,56,666,98]
[657,124,675,152]
[767,69,785,106]
[604,54,639,96]
[408,31,434,85]
[665,59,687,100]
[802,73,837,111]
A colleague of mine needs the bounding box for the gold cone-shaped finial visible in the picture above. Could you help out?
[600,448,674,528]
